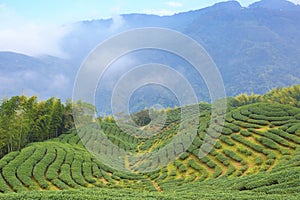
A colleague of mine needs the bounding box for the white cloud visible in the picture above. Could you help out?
[109,14,125,32]
[0,4,72,57]
[290,0,300,4]
[0,24,72,57]
[142,9,177,16]
[165,2,183,7]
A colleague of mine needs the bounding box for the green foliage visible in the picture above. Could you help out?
[46,148,66,181]
[215,153,230,166]
[223,149,243,163]
[231,134,264,153]
[0,85,300,198]
[269,129,300,145]
[71,156,88,187]
[17,146,46,190]
[221,127,233,135]
[240,130,252,137]
[225,123,240,132]
[237,148,252,156]
[234,85,300,108]
[59,164,79,188]
[0,96,76,157]
[2,146,35,192]
[188,159,201,171]
[257,137,279,150]
[220,136,235,146]
[130,109,151,126]
[225,165,236,176]
[254,156,263,166]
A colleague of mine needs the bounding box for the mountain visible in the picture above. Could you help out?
[249,0,300,10]
[1,0,300,109]
[0,52,73,100]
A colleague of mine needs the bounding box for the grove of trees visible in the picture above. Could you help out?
[0,95,74,157]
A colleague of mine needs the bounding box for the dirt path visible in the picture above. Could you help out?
[151,180,162,192]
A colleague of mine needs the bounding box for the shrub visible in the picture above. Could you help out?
[150,173,160,180]
[240,108,251,116]
[247,119,268,126]
[225,123,240,132]
[169,170,177,176]
[220,136,235,146]
[233,121,261,129]
[82,162,96,183]
[221,127,233,135]
[0,174,12,192]
[226,165,236,176]
[214,141,222,149]
[249,129,293,148]
[71,156,88,187]
[188,159,201,171]
[240,130,252,137]
[192,137,202,148]
[232,110,248,122]
[158,171,167,181]
[223,149,243,163]
[59,164,78,188]
[179,152,189,160]
[206,161,217,168]
[231,134,264,153]
[269,129,300,144]
[178,164,187,173]
[265,159,275,165]
[213,166,222,178]
[286,124,300,134]
[254,156,263,166]
[216,154,230,166]
[237,148,252,156]
[256,137,279,150]
[265,151,276,160]
[174,160,187,173]
[2,146,35,192]
[46,148,66,181]
[51,178,69,190]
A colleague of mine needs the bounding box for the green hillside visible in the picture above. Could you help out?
[0,86,300,199]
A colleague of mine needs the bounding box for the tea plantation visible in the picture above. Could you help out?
[0,94,300,199]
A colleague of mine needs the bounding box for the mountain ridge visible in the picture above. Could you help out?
[1,0,300,105]
[249,0,300,10]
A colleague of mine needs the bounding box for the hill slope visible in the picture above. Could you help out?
[0,92,300,198]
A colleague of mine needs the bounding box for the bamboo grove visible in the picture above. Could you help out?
[0,96,74,157]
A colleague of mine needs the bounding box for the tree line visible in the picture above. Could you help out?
[228,84,300,108]
[0,95,74,157]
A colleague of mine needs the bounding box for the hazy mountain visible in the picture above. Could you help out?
[1,0,300,112]
[0,52,72,99]
[249,0,300,10]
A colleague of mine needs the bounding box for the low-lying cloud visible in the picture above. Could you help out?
[0,24,72,57]
[142,9,177,16]
[0,3,72,58]
[164,2,183,7]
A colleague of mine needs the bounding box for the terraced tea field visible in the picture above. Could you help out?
[0,102,300,199]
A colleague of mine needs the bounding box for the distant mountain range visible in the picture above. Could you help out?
[1,0,300,112]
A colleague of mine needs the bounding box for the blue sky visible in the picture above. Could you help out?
[1,0,299,25]
[0,0,300,56]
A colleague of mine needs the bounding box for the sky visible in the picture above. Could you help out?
[0,0,300,56]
